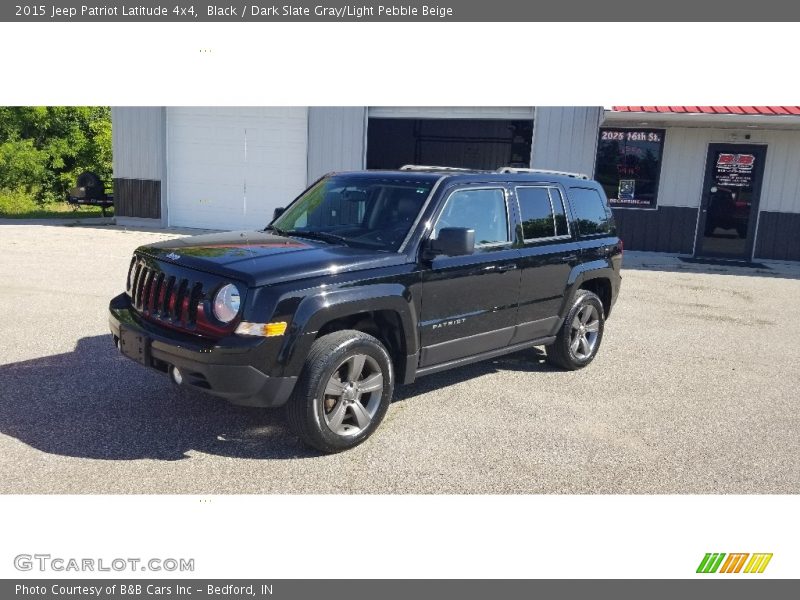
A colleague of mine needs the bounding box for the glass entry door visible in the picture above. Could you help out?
[696,144,767,260]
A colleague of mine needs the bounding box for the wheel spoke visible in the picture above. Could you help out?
[346,354,366,382]
[325,377,346,396]
[572,315,582,330]
[326,399,347,431]
[580,306,594,324]
[358,372,383,393]
[570,333,581,353]
[349,401,372,429]
[584,320,600,333]
[579,335,591,356]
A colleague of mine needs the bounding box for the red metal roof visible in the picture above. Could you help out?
[612,106,800,116]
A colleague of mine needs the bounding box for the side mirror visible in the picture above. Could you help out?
[427,227,475,258]
[272,207,285,220]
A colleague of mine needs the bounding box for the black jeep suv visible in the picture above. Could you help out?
[109,167,622,453]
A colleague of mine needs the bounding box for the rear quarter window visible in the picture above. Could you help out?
[569,187,615,236]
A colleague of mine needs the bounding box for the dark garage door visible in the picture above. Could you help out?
[367,118,533,171]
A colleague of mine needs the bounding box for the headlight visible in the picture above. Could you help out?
[212,283,241,323]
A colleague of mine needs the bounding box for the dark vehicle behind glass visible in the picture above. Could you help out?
[109,167,622,452]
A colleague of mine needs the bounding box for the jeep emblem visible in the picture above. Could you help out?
[165,252,181,261]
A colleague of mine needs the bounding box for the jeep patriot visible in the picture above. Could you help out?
[109,166,622,452]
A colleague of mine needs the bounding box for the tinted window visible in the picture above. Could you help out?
[570,187,613,235]
[517,187,555,239]
[272,174,434,250]
[433,188,509,245]
[550,188,569,236]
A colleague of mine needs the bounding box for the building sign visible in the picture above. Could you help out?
[595,128,666,209]
[714,153,756,187]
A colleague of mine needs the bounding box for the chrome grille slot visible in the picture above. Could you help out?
[152,272,165,315]
[174,279,189,323]
[161,275,175,315]
[131,262,144,308]
[188,282,203,325]
[141,269,155,313]
[126,257,136,291]
[135,266,148,310]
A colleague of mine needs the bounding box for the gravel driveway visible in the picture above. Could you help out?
[1,222,798,493]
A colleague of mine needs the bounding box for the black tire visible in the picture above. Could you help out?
[286,329,394,453]
[545,290,605,370]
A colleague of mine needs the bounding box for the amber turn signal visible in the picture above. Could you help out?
[235,321,288,337]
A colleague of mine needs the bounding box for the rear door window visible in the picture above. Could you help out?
[517,187,555,240]
[516,186,571,241]
[550,187,570,237]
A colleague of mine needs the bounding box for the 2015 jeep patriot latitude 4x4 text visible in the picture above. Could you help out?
[109,166,622,453]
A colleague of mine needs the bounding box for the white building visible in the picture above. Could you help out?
[112,106,800,261]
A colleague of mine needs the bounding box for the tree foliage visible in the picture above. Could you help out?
[0,107,112,203]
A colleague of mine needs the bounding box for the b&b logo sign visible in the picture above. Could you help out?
[717,153,756,171]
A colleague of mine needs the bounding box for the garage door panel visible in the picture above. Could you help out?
[167,107,308,230]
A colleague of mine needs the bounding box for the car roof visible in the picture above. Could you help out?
[330,169,595,187]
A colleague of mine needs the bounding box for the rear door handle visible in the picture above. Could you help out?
[496,263,518,273]
[560,254,578,263]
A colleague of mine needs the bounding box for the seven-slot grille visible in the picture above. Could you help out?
[126,255,234,337]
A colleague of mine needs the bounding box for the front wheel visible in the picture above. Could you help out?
[286,330,394,453]
[546,290,605,370]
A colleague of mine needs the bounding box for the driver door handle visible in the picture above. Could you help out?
[496,263,518,273]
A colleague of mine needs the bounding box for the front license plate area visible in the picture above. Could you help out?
[119,326,151,366]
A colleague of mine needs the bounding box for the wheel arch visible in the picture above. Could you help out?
[278,284,418,380]
[563,261,617,318]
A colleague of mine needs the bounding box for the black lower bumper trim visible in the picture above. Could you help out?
[109,294,296,408]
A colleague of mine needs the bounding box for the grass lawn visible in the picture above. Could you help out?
[0,189,113,219]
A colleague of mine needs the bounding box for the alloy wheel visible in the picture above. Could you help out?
[322,353,384,436]
[570,304,600,360]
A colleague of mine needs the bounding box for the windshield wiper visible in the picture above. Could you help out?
[265,225,288,235]
[285,230,350,245]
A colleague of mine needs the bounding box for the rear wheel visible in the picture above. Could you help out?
[546,290,605,370]
[286,330,394,453]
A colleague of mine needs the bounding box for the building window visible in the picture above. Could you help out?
[569,187,614,236]
[595,128,665,209]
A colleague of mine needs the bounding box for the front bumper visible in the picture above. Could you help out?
[109,293,296,407]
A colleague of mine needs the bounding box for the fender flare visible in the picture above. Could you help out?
[277,283,418,374]
[560,260,617,317]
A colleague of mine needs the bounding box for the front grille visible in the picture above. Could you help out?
[126,255,238,338]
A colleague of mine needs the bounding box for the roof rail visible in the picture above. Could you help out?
[400,164,474,172]
[496,167,589,179]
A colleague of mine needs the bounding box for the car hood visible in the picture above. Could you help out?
[138,230,408,286]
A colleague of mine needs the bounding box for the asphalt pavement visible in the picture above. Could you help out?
[1,221,798,493]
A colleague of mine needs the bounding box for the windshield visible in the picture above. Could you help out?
[270,174,435,251]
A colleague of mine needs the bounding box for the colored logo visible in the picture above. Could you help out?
[717,153,756,170]
[696,553,773,574]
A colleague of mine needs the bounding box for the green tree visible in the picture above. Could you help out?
[0,106,112,203]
